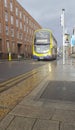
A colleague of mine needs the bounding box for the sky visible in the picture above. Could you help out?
[17,0,75,47]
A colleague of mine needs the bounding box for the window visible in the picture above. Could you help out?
[24,24,26,32]
[26,17,28,24]
[19,33,22,40]
[11,15,14,24]
[11,28,14,37]
[5,25,9,35]
[12,42,15,53]
[16,19,19,27]
[16,30,19,39]
[20,22,22,29]
[5,12,8,22]
[20,11,22,19]
[4,0,7,7]
[16,7,18,16]
[6,41,10,52]
[27,27,28,33]
[23,14,26,22]
[10,1,13,11]
[0,23,2,33]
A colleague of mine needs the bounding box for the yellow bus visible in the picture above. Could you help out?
[32,29,57,60]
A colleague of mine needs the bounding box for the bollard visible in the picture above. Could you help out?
[9,52,12,61]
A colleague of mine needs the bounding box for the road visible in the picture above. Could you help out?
[0,60,47,83]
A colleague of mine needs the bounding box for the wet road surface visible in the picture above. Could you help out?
[0,60,46,82]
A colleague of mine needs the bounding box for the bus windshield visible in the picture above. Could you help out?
[34,31,50,44]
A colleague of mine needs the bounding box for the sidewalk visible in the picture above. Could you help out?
[0,59,75,130]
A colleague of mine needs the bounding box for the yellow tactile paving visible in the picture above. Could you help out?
[0,64,50,120]
[0,108,9,120]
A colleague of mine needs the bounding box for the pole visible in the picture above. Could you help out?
[62,9,65,64]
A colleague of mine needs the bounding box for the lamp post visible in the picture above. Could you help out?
[61,9,65,64]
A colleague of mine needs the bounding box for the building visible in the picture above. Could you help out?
[0,0,42,59]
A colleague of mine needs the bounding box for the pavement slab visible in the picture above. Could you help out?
[0,114,14,130]
[10,105,55,120]
[33,119,59,130]
[60,122,75,130]
[6,116,35,130]
[52,109,75,122]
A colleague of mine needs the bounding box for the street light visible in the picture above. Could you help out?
[61,9,65,64]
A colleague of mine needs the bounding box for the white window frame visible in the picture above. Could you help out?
[19,33,23,40]
[11,28,14,37]
[20,11,22,19]
[11,15,14,24]
[10,1,13,11]
[0,23,2,33]
[24,24,26,32]
[5,12,8,22]
[6,25,9,35]
[4,0,7,7]
[20,22,22,29]
[12,42,15,53]
[23,14,26,22]
[6,41,10,52]
[16,19,19,27]
[16,7,18,16]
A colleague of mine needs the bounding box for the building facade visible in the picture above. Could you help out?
[0,0,42,59]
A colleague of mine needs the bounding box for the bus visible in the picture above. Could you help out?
[32,29,57,60]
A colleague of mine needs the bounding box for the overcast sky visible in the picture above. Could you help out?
[17,0,75,47]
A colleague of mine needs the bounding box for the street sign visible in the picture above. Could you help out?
[64,33,70,46]
[71,35,75,46]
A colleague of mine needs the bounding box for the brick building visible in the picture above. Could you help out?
[0,0,42,59]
